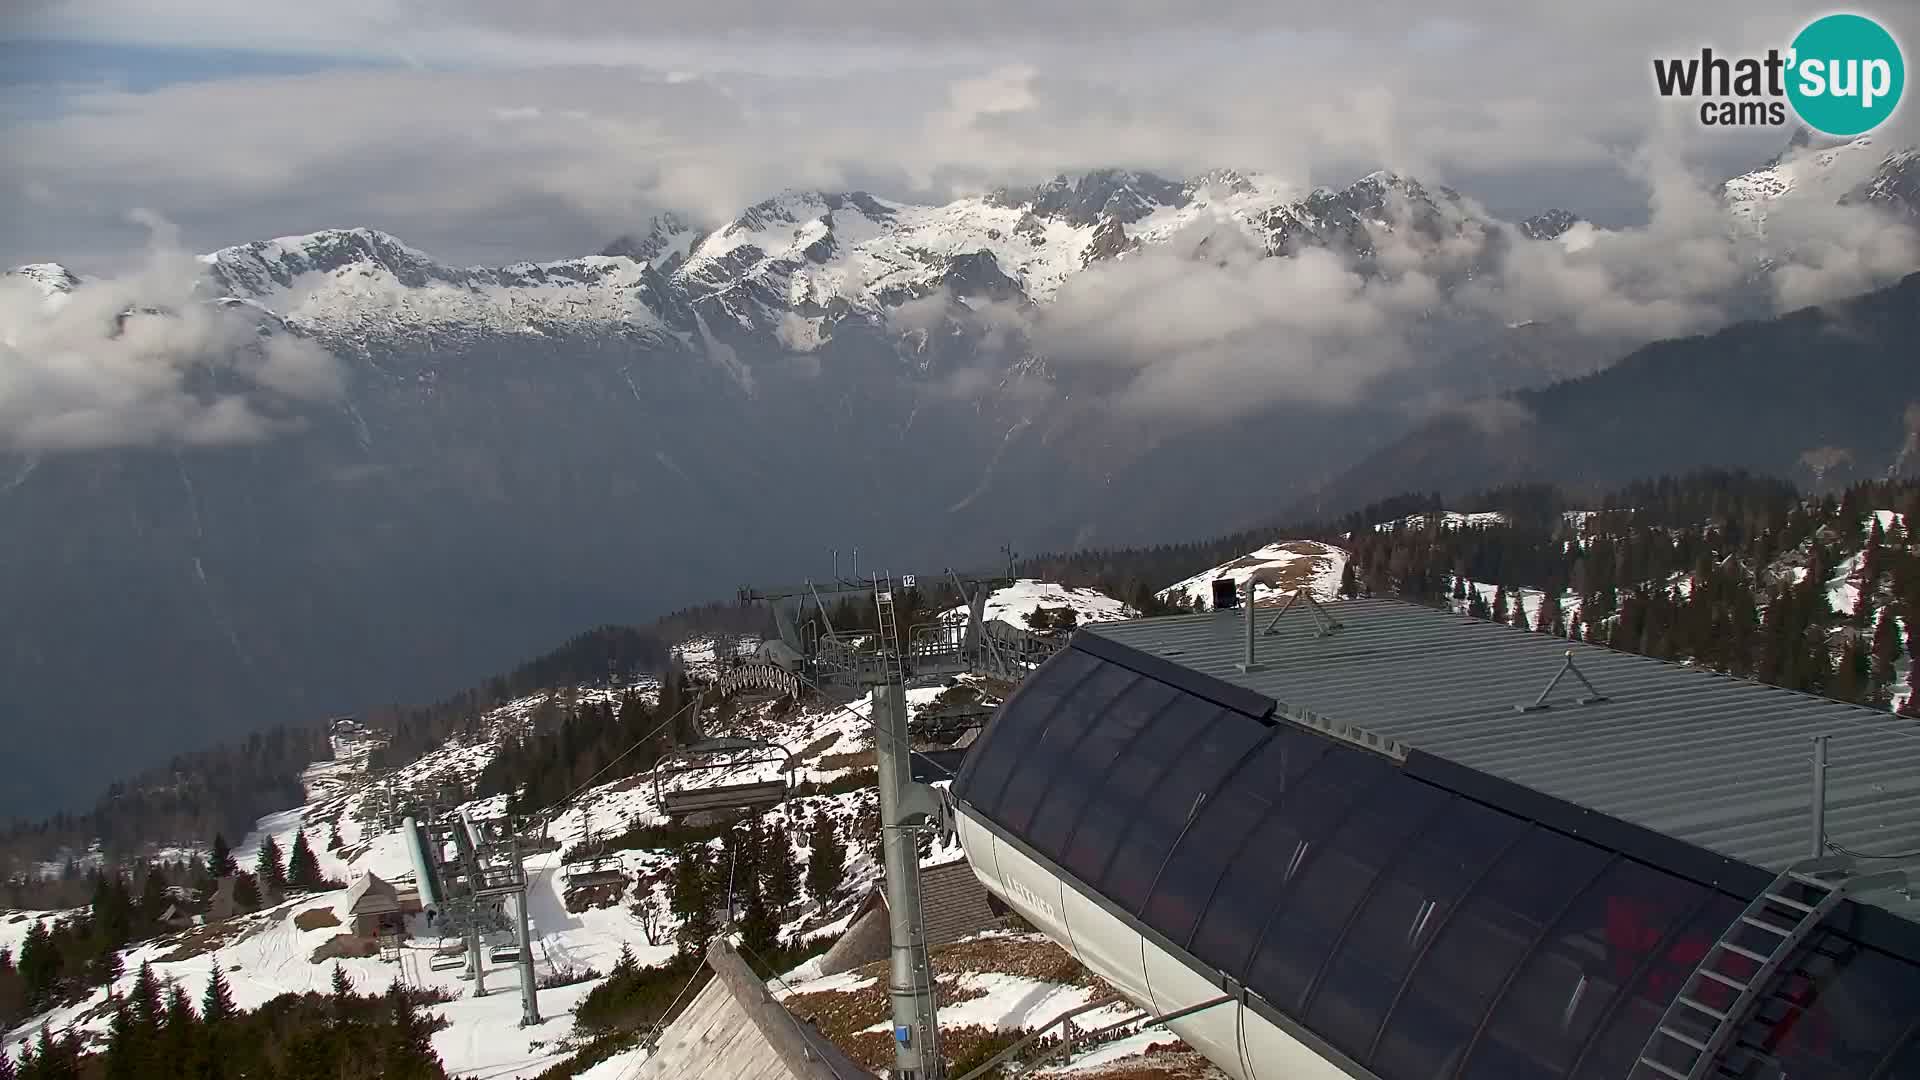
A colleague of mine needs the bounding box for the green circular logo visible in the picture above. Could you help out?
[1787,13,1905,136]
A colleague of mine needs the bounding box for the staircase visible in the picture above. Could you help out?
[873,575,905,686]
[1634,855,1905,1079]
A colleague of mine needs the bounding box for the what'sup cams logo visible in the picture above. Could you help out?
[1654,13,1905,135]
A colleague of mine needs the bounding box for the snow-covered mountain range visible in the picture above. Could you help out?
[15,167,1515,346]
[14,140,1915,352]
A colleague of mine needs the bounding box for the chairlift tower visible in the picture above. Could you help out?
[415,805,543,1026]
[739,562,1035,1080]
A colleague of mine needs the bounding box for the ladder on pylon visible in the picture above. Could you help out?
[873,574,904,685]
[1633,854,1906,1080]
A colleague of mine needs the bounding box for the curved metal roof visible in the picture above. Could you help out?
[1083,599,1920,928]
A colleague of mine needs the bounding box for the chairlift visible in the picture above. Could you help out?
[428,950,467,973]
[650,737,794,819]
[562,853,629,890]
[489,943,522,965]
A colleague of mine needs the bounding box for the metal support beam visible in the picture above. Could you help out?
[514,836,541,1027]
[873,680,943,1079]
[1238,580,1264,673]
[468,913,488,997]
[1811,734,1830,859]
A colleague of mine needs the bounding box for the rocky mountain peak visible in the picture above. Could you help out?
[1022,169,1190,227]
[203,226,451,296]
[600,211,704,270]
[6,262,84,297]
[1520,208,1582,240]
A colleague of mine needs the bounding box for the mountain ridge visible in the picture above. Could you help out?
[12,166,1543,345]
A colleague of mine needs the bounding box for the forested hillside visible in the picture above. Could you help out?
[11,470,1920,884]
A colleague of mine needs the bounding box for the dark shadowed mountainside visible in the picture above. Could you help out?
[1294,272,1920,520]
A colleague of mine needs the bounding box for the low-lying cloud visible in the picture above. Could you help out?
[893,141,1919,426]
[0,214,347,453]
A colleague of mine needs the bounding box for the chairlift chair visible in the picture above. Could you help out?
[651,737,795,819]
[428,947,467,973]
[562,853,628,890]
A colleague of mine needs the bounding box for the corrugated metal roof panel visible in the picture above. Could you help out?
[1085,599,1920,925]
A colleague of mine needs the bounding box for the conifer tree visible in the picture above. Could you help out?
[1536,591,1562,634]
[738,887,779,957]
[1907,602,1920,672]
[255,836,286,893]
[381,982,445,1080]
[287,830,324,891]
[138,865,169,919]
[1837,635,1871,703]
[104,997,138,1080]
[233,873,261,912]
[805,812,847,910]
[327,823,344,852]
[1492,585,1509,625]
[669,846,714,960]
[762,822,800,916]
[201,961,235,1024]
[1467,588,1491,620]
[611,944,637,979]
[209,834,236,879]
[0,1043,14,1080]
[160,982,196,1071]
[1338,562,1358,600]
[1872,607,1901,704]
[132,961,163,1031]
[331,963,354,1005]
[1510,594,1531,630]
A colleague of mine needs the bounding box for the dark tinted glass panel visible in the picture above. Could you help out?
[1100,704,1265,915]
[957,649,1099,811]
[1461,858,1705,1080]
[1304,795,1523,1062]
[1243,777,1448,1014]
[1371,828,1611,1080]
[1025,677,1181,860]
[1570,892,1739,1080]
[1878,1031,1920,1080]
[1188,747,1389,976]
[1762,939,1920,1080]
[991,662,1140,837]
[1058,693,1214,887]
[1141,730,1327,947]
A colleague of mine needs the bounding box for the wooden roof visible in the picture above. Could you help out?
[633,939,866,1079]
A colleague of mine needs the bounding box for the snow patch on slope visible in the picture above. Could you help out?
[1723,136,1888,233]
[1158,540,1349,608]
[941,579,1138,629]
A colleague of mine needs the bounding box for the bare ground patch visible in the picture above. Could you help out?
[293,907,341,931]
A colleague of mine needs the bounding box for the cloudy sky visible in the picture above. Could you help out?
[6,1,1914,271]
